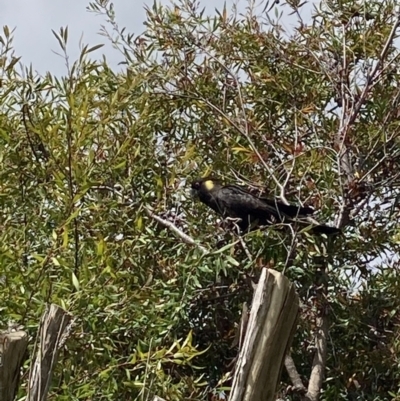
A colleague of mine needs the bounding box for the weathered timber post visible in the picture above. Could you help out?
[0,327,28,401]
[27,304,73,401]
[229,268,299,401]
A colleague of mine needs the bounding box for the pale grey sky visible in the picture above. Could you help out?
[2,0,310,76]
[1,0,237,75]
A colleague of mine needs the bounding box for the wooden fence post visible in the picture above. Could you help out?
[27,304,73,401]
[0,328,28,401]
[229,268,299,401]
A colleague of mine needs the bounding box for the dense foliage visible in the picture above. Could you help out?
[1,0,400,400]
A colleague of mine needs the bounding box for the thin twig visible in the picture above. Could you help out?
[283,226,298,273]
[238,235,253,262]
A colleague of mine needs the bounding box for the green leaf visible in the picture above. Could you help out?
[72,272,80,291]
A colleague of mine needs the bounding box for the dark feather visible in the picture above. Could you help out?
[191,177,340,235]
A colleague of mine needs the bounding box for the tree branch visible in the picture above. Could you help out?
[284,354,307,394]
[305,259,329,401]
[89,185,209,254]
[305,314,328,401]
[144,207,208,255]
[335,12,400,228]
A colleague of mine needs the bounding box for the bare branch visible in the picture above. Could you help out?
[305,314,329,401]
[339,11,400,144]
[238,235,253,262]
[144,207,208,255]
[305,259,329,401]
[284,354,307,394]
[89,185,209,254]
[334,12,400,229]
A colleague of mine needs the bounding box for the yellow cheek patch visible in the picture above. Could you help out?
[203,180,215,191]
